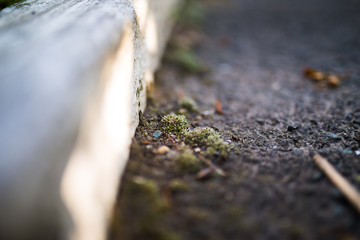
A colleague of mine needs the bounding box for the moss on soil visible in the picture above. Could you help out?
[175,147,201,173]
[179,97,198,113]
[112,176,181,240]
[165,47,207,74]
[185,127,231,158]
[168,179,190,192]
[0,0,23,9]
[161,113,190,135]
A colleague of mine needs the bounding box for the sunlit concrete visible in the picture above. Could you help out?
[0,0,182,239]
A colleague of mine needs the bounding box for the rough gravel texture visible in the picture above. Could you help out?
[110,0,360,239]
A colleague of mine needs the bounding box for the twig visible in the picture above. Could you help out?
[313,154,360,213]
[197,154,226,176]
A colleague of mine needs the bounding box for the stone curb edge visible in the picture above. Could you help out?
[0,0,183,239]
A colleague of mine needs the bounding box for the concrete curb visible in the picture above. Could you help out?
[0,0,182,239]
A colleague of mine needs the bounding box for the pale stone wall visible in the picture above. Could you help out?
[0,0,182,239]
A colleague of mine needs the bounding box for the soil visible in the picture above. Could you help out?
[109,0,360,239]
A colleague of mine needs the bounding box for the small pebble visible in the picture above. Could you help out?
[327,74,341,87]
[202,110,214,116]
[355,150,360,156]
[179,108,187,114]
[157,145,170,155]
[153,130,162,138]
[327,133,341,140]
[194,147,201,153]
[287,125,299,132]
[312,172,323,181]
[293,149,303,156]
[312,71,326,81]
[341,148,353,155]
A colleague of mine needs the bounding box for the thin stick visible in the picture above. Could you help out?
[198,154,226,176]
[313,154,360,213]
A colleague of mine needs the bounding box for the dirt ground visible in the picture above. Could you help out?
[109,0,360,239]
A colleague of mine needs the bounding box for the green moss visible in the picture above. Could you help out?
[179,97,198,113]
[165,47,206,73]
[225,206,245,222]
[355,175,360,182]
[174,0,207,27]
[175,147,201,173]
[127,176,169,211]
[0,0,23,9]
[169,179,190,191]
[114,176,174,239]
[161,113,190,134]
[187,207,210,221]
[185,127,230,158]
[284,225,304,239]
[185,127,217,145]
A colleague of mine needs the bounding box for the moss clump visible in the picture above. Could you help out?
[185,127,230,158]
[179,97,198,113]
[187,207,210,221]
[165,46,208,74]
[114,176,173,239]
[175,148,201,173]
[0,0,23,9]
[127,176,169,211]
[169,179,190,191]
[174,0,207,27]
[161,113,190,134]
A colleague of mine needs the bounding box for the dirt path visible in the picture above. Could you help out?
[110,0,360,239]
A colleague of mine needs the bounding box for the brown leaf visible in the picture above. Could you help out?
[215,99,224,115]
[231,135,239,141]
[327,74,341,87]
[303,67,326,81]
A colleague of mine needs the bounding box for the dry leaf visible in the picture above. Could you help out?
[327,74,341,87]
[215,99,224,114]
[303,67,326,81]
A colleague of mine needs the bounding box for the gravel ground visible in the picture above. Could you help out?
[110,0,360,239]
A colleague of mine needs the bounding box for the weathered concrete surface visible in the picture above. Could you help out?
[0,0,181,239]
[112,0,360,239]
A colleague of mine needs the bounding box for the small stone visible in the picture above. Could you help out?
[157,145,170,155]
[355,150,360,156]
[194,147,201,153]
[310,119,318,125]
[293,149,303,156]
[327,74,341,87]
[287,125,299,132]
[153,130,162,138]
[341,148,353,155]
[312,71,325,81]
[179,108,187,114]
[202,110,214,116]
[312,172,323,181]
[327,133,341,140]
[354,131,360,141]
